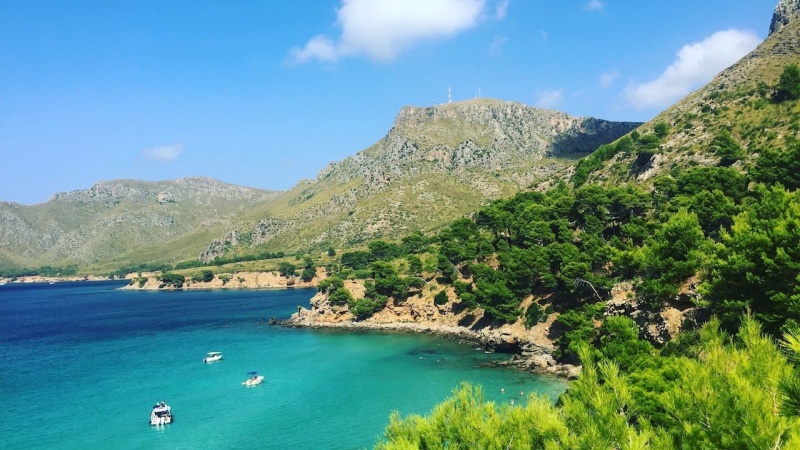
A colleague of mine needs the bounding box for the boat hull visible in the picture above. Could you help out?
[150,404,173,425]
[243,375,264,386]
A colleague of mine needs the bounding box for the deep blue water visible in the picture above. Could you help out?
[0,281,567,449]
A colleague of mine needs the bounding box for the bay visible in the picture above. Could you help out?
[0,281,566,449]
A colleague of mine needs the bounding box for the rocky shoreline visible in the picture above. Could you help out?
[120,269,323,291]
[285,290,583,380]
[6,269,581,379]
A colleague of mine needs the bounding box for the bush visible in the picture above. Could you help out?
[300,267,316,282]
[329,287,353,306]
[277,262,296,278]
[524,302,544,327]
[434,290,449,305]
[158,272,185,289]
[348,296,385,320]
[774,63,800,102]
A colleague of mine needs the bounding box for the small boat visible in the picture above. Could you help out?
[242,371,264,386]
[203,351,223,363]
[150,401,173,426]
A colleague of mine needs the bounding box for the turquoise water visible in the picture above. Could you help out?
[0,281,567,449]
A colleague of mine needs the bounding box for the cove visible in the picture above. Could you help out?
[0,281,567,449]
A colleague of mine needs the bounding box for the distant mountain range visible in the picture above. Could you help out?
[0,100,638,271]
[0,178,278,271]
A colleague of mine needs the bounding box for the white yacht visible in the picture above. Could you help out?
[203,351,223,363]
[150,401,173,426]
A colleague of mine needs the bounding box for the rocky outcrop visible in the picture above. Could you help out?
[199,230,240,263]
[51,177,277,204]
[770,0,800,35]
[316,99,640,187]
[604,280,709,346]
[287,279,582,379]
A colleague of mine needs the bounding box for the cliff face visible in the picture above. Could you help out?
[317,99,639,186]
[770,0,800,35]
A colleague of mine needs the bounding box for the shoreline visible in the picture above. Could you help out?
[3,271,580,379]
[0,275,112,285]
[285,310,582,380]
[120,270,323,291]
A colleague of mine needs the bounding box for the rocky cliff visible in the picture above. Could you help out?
[770,0,800,35]
[287,278,582,379]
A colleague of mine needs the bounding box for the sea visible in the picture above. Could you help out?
[0,281,567,449]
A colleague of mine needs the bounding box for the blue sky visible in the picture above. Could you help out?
[0,0,776,204]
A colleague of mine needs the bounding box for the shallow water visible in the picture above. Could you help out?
[0,281,566,449]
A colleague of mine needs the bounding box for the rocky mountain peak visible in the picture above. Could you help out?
[770,0,800,35]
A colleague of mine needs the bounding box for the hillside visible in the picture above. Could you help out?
[578,0,800,186]
[281,4,800,447]
[288,0,800,373]
[0,100,638,273]
[0,177,279,271]
[200,99,639,261]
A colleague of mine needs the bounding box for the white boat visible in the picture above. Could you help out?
[243,371,264,386]
[203,351,223,363]
[150,401,173,426]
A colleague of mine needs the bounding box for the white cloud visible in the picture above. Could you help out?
[599,70,620,88]
[289,0,489,63]
[585,0,605,11]
[535,89,564,109]
[625,29,761,109]
[141,143,183,163]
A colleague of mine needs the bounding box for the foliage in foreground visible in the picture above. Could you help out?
[376,317,800,449]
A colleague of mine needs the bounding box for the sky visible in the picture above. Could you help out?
[0,0,777,205]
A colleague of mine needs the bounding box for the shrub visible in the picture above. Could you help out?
[277,262,296,278]
[329,287,353,306]
[524,302,544,327]
[774,63,800,102]
[158,272,185,289]
[434,290,449,305]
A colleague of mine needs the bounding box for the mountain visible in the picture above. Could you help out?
[578,0,800,186]
[0,177,279,271]
[199,99,639,261]
[285,0,800,373]
[0,100,637,272]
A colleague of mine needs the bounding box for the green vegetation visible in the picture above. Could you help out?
[323,129,799,345]
[277,262,297,278]
[775,63,800,102]
[376,318,800,449]
[157,272,185,289]
[191,270,215,283]
[0,264,78,279]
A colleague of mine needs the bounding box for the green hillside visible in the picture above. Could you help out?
[287,2,800,447]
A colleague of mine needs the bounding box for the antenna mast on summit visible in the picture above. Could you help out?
[448,86,452,103]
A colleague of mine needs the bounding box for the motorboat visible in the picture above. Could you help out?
[150,401,173,426]
[243,371,264,386]
[203,351,223,363]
